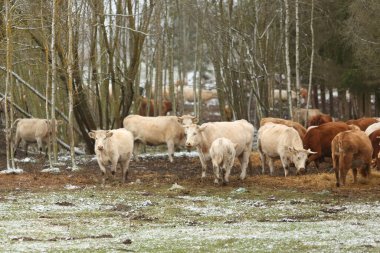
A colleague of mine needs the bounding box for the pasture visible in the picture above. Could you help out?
[1,145,380,252]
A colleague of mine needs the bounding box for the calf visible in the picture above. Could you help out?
[184,120,254,180]
[123,115,185,162]
[258,123,315,176]
[331,129,372,187]
[89,129,134,184]
[209,137,237,185]
[13,118,62,156]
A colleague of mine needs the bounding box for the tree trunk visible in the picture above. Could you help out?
[284,0,293,118]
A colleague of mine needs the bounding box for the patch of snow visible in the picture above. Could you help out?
[41,167,60,174]
[64,184,81,190]
[169,183,185,191]
[0,168,24,174]
[15,157,36,163]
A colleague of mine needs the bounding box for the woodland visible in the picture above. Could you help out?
[1,0,379,164]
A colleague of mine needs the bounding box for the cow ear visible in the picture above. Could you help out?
[106,131,113,138]
[177,116,183,124]
[199,125,207,132]
[192,117,199,124]
[88,131,96,139]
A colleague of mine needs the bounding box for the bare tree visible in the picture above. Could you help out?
[284,0,293,119]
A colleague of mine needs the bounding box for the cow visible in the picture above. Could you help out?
[368,130,380,170]
[258,123,315,176]
[260,117,307,141]
[346,117,378,131]
[292,108,324,126]
[138,97,172,116]
[13,118,62,156]
[273,88,308,102]
[88,129,134,184]
[308,114,333,127]
[178,114,199,126]
[184,120,254,180]
[365,122,380,136]
[123,115,185,162]
[209,137,237,185]
[331,129,372,187]
[224,105,233,121]
[303,122,352,169]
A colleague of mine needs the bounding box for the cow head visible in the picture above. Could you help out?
[288,147,316,174]
[178,115,199,126]
[88,130,113,152]
[184,124,205,148]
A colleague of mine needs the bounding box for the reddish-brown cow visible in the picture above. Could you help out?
[331,129,372,187]
[138,97,172,117]
[369,129,380,170]
[308,114,333,127]
[346,117,378,131]
[303,122,351,168]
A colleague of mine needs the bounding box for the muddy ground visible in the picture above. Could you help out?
[1,130,380,252]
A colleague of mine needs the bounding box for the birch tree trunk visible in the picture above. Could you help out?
[306,0,315,124]
[284,0,293,119]
[4,0,15,169]
[51,0,58,162]
[67,0,78,170]
[295,0,300,108]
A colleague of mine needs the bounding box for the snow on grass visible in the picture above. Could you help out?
[1,188,380,252]
[0,168,24,174]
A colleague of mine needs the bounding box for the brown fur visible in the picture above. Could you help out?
[303,122,351,168]
[138,97,172,117]
[369,130,380,170]
[346,117,378,131]
[331,130,373,187]
[308,114,333,127]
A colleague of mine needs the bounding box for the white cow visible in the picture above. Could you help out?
[258,123,315,176]
[123,115,185,162]
[184,120,254,180]
[178,114,199,126]
[210,137,237,185]
[88,129,134,184]
[13,118,62,156]
[365,122,380,136]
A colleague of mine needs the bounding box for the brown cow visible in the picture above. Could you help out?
[138,97,172,116]
[292,108,323,126]
[332,129,372,187]
[308,114,333,127]
[368,130,380,170]
[303,122,351,168]
[260,117,307,141]
[346,117,378,131]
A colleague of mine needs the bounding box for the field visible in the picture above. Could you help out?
[1,135,380,252]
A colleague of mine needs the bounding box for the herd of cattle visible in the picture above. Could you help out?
[5,107,380,188]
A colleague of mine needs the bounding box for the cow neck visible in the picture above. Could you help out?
[199,130,210,153]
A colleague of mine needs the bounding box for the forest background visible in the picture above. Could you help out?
[1,0,379,159]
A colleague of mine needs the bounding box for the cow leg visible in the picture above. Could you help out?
[352,168,358,184]
[198,151,208,179]
[333,154,340,187]
[259,151,266,174]
[166,140,175,163]
[268,158,275,176]
[13,135,21,156]
[37,138,43,154]
[212,163,220,184]
[308,152,321,169]
[121,155,131,184]
[341,153,353,186]
[238,150,250,180]
[280,157,290,177]
[97,162,108,185]
[133,141,141,162]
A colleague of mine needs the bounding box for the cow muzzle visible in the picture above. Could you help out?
[296,167,306,175]
[97,145,104,151]
[185,143,193,148]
